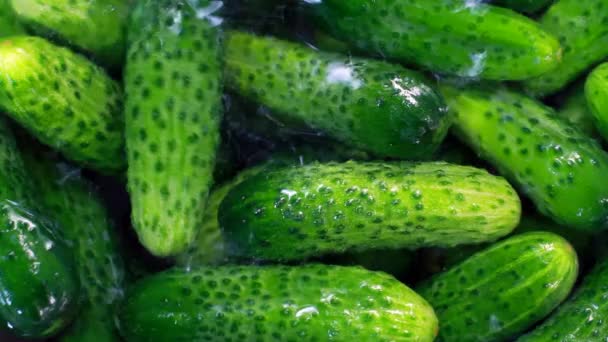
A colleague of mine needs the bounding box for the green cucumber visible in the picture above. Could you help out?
[518,258,608,341]
[557,83,599,139]
[0,0,23,37]
[417,232,578,342]
[0,36,124,173]
[118,264,438,342]
[492,0,553,13]
[125,0,223,256]
[304,0,561,80]
[10,0,129,69]
[324,248,414,280]
[220,161,521,261]
[225,31,450,160]
[523,0,608,97]
[585,62,608,141]
[442,83,608,229]
[20,146,125,342]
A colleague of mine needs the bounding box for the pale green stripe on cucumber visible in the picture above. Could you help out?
[305,0,561,80]
[585,62,608,142]
[118,264,438,342]
[442,83,608,229]
[224,30,450,160]
[220,161,521,261]
[418,232,578,342]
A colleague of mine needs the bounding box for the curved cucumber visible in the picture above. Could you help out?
[585,62,608,141]
[417,232,578,342]
[10,0,129,68]
[0,36,124,173]
[523,0,608,97]
[118,264,438,342]
[442,83,608,229]
[305,0,561,80]
[557,83,599,140]
[220,161,521,261]
[492,0,553,13]
[225,31,450,160]
[518,258,608,341]
[20,146,125,342]
[0,0,23,37]
[125,0,223,256]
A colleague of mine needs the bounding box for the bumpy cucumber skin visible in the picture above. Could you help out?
[557,83,599,139]
[0,0,23,37]
[418,232,578,342]
[0,201,80,338]
[306,0,561,81]
[10,0,129,68]
[585,63,608,141]
[118,264,438,342]
[225,31,450,160]
[493,0,553,13]
[0,36,124,173]
[20,147,125,342]
[220,161,521,261]
[125,0,223,256]
[443,84,608,229]
[523,0,608,97]
[518,258,608,341]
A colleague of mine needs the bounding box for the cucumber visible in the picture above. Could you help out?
[304,0,561,80]
[518,258,608,341]
[417,232,578,342]
[0,36,124,173]
[492,0,553,13]
[224,31,450,160]
[585,62,608,141]
[125,0,223,256]
[557,83,599,140]
[442,83,608,229]
[219,161,521,261]
[324,248,414,280]
[118,264,438,342]
[0,0,23,37]
[523,0,608,97]
[19,146,125,342]
[10,0,129,69]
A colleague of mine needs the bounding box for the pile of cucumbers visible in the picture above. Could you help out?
[0,0,608,341]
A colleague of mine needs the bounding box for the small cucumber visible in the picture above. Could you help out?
[20,145,126,342]
[219,161,521,261]
[125,0,223,256]
[518,258,608,341]
[0,36,124,173]
[10,0,129,69]
[585,62,608,141]
[118,264,438,342]
[304,0,561,80]
[442,83,608,229]
[224,31,450,160]
[523,0,608,97]
[492,0,553,13]
[557,83,599,140]
[417,232,578,342]
[0,0,23,37]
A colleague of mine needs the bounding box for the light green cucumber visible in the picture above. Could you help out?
[118,264,438,342]
[0,36,124,173]
[305,0,561,80]
[225,31,450,160]
[442,83,608,229]
[585,62,608,141]
[10,0,130,68]
[418,232,578,342]
[125,0,223,256]
[220,161,521,261]
[523,0,608,97]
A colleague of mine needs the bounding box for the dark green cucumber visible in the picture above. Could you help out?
[492,0,553,13]
[442,83,608,229]
[20,146,125,342]
[220,161,521,261]
[557,83,599,139]
[585,62,608,141]
[417,232,578,342]
[324,248,414,280]
[118,264,438,342]
[10,0,129,68]
[0,36,124,173]
[0,0,23,37]
[518,258,608,341]
[523,0,608,97]
[225,31,450,160]
[125,0,223,256]
[305,0,561,80]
